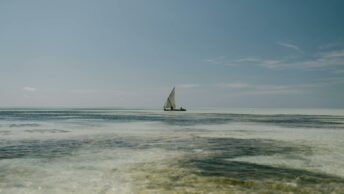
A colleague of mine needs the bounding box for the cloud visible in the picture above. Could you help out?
[69,89,98,94]
[207,41,344,71]
[228,57,282,69]
[23,86,36,92]
[217,82,326,97]
[206,56,226,65]
[68,89,129,96]
[218,82,251,89]
[207,56,282,68]
[227,49,344,70]
[279,49,344,69]
[177,84,200,88]
[206,56,237,66]
[318,42,344,50]
[234,57,261,63]
[226,87,302,97]
[225,89,300,97]
[277,41,303,53]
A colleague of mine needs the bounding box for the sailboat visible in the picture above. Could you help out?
[163,87,186,111]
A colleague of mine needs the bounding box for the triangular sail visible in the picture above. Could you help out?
[164,87,176,109]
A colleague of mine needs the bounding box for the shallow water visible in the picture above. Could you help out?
[0,108,344,193]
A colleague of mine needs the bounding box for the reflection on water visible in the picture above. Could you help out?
[0,109,344,193]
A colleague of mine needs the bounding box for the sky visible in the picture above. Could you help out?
[1,0,344,108]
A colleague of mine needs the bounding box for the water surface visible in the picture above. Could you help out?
[1,108,344,193]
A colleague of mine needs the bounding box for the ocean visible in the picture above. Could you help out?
[0,108,344,193]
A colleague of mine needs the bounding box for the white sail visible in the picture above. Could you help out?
[164,87,176,109]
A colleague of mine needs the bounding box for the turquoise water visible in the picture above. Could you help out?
[0,108,344,193]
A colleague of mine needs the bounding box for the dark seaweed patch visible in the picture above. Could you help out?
[0,140,83,159]
[178,137,344,191]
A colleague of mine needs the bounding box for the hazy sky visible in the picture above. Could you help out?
[1,0,344,108]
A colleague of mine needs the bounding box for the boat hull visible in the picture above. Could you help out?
[164,108,186,111]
